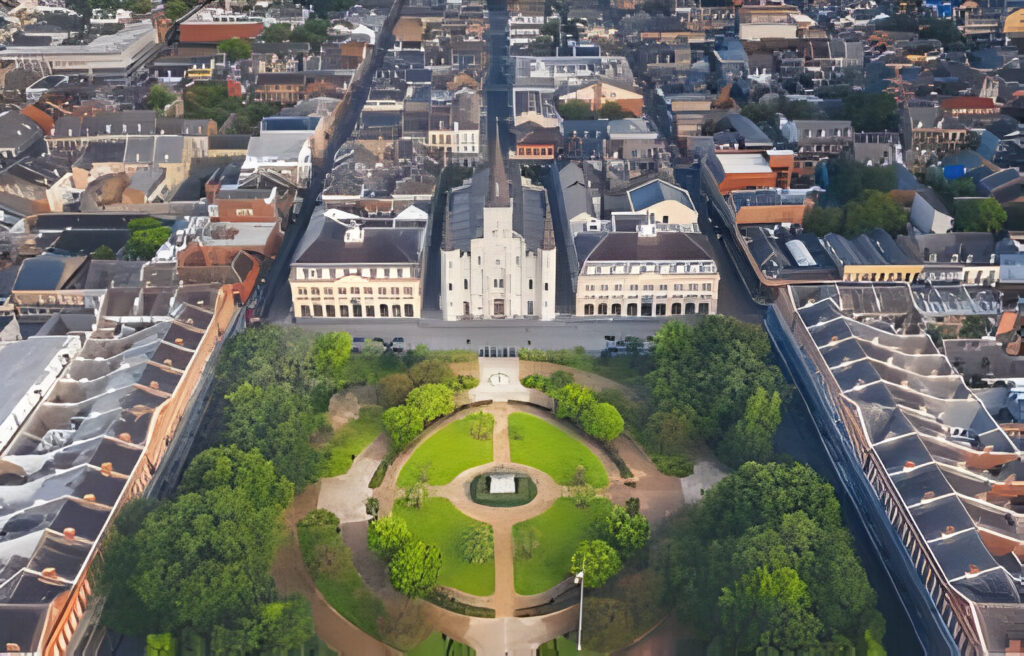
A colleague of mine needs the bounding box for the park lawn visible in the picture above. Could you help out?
[297,521,385,640]
[508,413,609,487]
[397,415,492,486]
[321,405,384,477]
[512,497,612,596]
[394,497,495,597]
[407,632,475,656]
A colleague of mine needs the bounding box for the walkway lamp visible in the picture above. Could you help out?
[574,555,586,651]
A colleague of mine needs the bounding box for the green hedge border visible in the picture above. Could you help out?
[468,473,538,507]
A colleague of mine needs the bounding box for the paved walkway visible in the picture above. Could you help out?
[280,356,705,655]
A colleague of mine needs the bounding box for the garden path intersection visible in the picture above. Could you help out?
[277,358,706,655]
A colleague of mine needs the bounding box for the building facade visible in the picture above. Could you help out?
[440,145,556,320]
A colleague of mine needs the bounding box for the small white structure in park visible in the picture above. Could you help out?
[489,473,517,494]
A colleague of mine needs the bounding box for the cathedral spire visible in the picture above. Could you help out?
[486,127,510,208]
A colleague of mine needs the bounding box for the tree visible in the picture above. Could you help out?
[145,84,176,115]
[407,359,454,386]
[163,0,189,20]
[527,34,554,56]
[179,445,293,510]
[570,540,622,588]
[580,598,637,653]
[641,407,696,456]
[600,505,650,557]
[598,101,633,119]
[717,386,781,468]
[383,404,425,449]
[825,160,896,205]
[218,37,252,62]
[310,332,352,387]
[91,244,116,260]
[123,226,171,260]
[378,373,414,408]
[368,514,412,558]
[468,411,494,440]
[580,402,624,441]
[515,525,540,559]
[405,383,454,423]
[843,92,898,132]
[557,99,594,120]
[719,566,822,652]
[261,22,292,42]
[457,525,494,564]
[842,190,907,236]
[954,198,1007,232]
[255,598,316,650]
[802,205,842,237]
[552,383,596,423]
[921,17,963,46]
[959,315,990,338]
[290,17,330,51]
[389,541,442,598]
[221,381,324,487]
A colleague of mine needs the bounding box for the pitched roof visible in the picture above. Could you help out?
[585,231,713,262]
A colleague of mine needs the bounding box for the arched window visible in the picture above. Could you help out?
[339,305,349,317]
[380,304,389,317]
[699,303,709,314]
[685,303,695,314]
[405,304,414,317]
[655,303,666,315]
[611,303,621,315]
[627,303,637,316]
[392,304,401,318]
[671,303,681,314]
[597,303,607,314]
[584,304,594,315]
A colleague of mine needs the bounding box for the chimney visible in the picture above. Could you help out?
[100,462,113,476]
[967,564,980,576]
[118,432,131,442]
[83,493,96,502]
[923,490,935,500]
[41,567,58,580]
[904,461,915,472]
[63,527,76,541]
[942,525,955,536]
[163,359,173,366]
[5,645,21,652]
[174,338,183,345]
[149,380,160,390]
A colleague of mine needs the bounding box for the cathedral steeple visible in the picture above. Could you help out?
[486,130,510,208]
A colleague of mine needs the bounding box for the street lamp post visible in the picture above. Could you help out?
[574,556,586,651]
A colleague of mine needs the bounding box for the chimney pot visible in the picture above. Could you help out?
[41,567,58,580]
[174,337,184,345]
[6,644,21,652]
[968,564,980,575]
[149,380,160,390]
[923,490,935,500]
[100,462,113,476]
[943,525,955,535]
[83,493,96,502]
[905,461,915,469]
[63,527,76,541]
[163,359,173,366]
[118,432,131,442]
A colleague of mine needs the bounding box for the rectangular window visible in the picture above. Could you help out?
[404,287,413,295]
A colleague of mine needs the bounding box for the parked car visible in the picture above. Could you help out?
[391,337,405,353]
[352,337,365,353]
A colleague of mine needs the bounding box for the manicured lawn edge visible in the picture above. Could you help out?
[508,413,609,487]
[397,414,493,486]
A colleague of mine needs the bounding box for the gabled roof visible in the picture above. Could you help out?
[627,179,694,212]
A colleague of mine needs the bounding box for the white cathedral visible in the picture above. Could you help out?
[439,141,556,320]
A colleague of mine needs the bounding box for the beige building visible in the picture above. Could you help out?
[440,145,556,320]
[290,208,426,319]
[574,222,719,317]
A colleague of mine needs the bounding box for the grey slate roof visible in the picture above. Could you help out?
[627,179,694,212]
[294,211,422,265]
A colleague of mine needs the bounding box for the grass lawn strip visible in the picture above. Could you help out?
[297,521,385,639]
[394,497,496,596]
[321,405,384,477]
[508,413,609,487]
[397,414,493,486]
[512,497,612,595]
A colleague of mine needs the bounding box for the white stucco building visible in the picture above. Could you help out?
[440,144,556,320]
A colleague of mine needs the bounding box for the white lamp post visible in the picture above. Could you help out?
[574,555,586,651]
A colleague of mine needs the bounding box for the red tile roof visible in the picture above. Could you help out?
[940,96,997,110]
